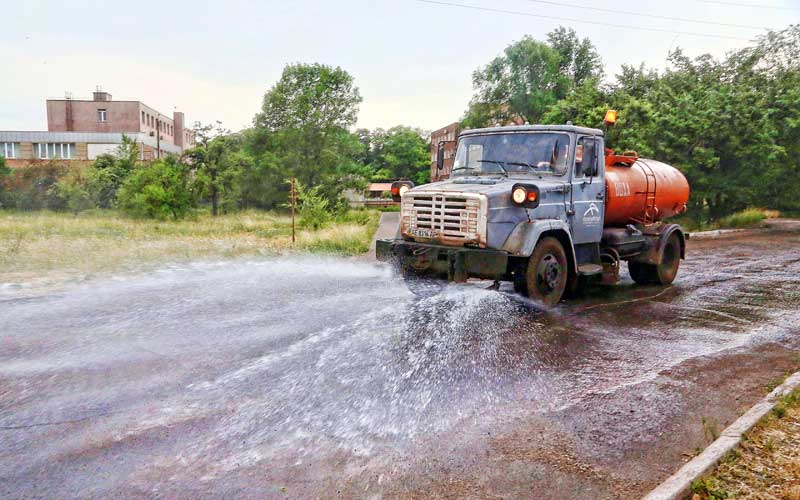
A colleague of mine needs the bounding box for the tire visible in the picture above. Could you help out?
[524,237,569,306]
[629,232,681,286]
[628,260,657,285]
[655,232,682,285]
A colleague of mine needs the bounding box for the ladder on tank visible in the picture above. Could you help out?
[638,160,659,226]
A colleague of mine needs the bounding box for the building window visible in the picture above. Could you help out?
[1,142,18,159]
[142,111,146,124]
[98,109,107,123]
[36,143,75,160]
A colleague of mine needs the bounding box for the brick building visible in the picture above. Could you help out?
[430,122,460,182]
[1,89,195,167]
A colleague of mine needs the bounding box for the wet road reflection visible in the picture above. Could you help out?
[1,229,799,499]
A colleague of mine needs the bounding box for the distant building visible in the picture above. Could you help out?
[0,89,195,167]
[342,182,400,208]
[430,122,460,182]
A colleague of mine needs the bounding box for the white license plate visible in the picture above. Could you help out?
[408,228,436,239]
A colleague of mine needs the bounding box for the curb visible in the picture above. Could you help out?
[642,371,800,500]
[687,228,748,240]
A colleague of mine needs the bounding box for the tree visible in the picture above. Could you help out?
[363,126,431,184]
[546,26,603,86]
[254,63,361,131]
[248,63,366,209]
[185,121,241,216]
[464,36,569,127]
[0,156,10,208]
[84,135,139,208]
[116,156,196,220]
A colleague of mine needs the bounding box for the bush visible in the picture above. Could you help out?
[717,208,773,229]
[0,162,72,210]
[116,157,196,220]
[295,182,332,230]
[49,169,93,214]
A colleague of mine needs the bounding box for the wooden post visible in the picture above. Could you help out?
[291,177,297,244]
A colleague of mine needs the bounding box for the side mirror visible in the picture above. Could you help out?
[436,143,445,171]
[582,143,599,177]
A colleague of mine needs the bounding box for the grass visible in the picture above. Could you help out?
[0,209,380,285]
[675,208,780,232]
[691,386,800,500]
[717,208,773,229]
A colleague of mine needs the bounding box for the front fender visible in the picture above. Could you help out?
[501,219,577,272]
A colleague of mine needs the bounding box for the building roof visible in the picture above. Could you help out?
[431,122,460,135]
[0,131,184,154]
[368,183,393,192]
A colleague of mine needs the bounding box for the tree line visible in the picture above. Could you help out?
[0,63,431,220]
[464,25,800,221]
[1,24,798,222]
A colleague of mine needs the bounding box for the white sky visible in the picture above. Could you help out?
[1,0,797,133]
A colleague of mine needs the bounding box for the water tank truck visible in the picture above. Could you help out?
[376,111,691,305]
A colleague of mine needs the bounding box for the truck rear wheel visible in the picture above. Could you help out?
[525,237,568,306]
[629,232,682,286]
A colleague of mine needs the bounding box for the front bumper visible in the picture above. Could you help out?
[376,239,509,282]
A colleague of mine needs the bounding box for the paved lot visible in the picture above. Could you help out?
[1,224,799,499]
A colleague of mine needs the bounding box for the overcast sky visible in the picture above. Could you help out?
[1,0,796,133]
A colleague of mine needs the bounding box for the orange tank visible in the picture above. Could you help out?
[604,155,690,226]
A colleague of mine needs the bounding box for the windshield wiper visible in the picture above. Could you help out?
[502,161,550,175]
[476,160,509,175]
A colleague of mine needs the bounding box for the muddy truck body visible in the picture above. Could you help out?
[376,123,690,305]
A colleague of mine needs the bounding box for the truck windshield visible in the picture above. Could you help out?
[452,132,571,177]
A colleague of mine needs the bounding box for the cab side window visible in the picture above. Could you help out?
[575,137,598,178]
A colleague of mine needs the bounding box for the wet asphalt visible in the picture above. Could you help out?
[1,224,799,499]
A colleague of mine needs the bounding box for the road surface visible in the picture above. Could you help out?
[1,224,799,499]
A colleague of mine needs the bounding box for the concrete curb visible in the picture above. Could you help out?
[642,371,800,500]
[688,228,748,240]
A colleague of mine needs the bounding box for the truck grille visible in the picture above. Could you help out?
[401,192,488,247]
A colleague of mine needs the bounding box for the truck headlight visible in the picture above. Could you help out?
[511,184,540,208]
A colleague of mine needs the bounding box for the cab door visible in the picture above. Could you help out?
[569,136,605,244]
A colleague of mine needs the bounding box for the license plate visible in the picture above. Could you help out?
[408,228,436,239]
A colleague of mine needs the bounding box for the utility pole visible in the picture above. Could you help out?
[290,177,297,244]
[156,118,161,159]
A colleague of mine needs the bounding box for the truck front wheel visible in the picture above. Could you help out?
[525,237,568,306]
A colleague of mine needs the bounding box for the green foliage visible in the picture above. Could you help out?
[116,157,196,220]
[359,126,431,183]
[718,208,768,229]
[464,27,601,128]
[0,162,71,210]
[294,182,332,230]
[546,26,603,86]
[0,156,10,208]
[245,63,366,210]
[465,35,568,127]
[84,136,139,208]
[185,122,242,216]
[49,169,92,214]
[691,477,731,499]
[255,63,361,131]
